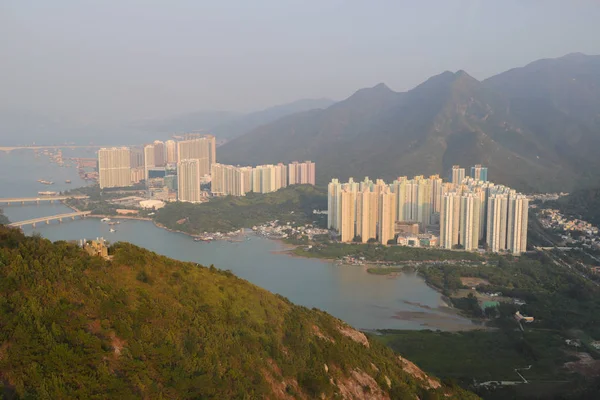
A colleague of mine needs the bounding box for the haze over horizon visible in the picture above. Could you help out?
[2,0,600,123]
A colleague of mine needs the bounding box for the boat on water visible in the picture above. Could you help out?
[194,237,212,242]
[109,228,116,233]
[38,191,58,196]
[37,179,54,185]
[65,180,71,184]
[101,218,111,222]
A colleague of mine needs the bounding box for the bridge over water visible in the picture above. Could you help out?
[0,145,102,153]
[0,195,88,205]
[8,211,92,228]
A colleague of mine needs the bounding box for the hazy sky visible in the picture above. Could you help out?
[2,0,600,122]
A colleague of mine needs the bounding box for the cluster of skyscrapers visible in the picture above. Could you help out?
[98,134,315,204]
[328,164,529,254]
[328,175,444,246]
[440,178,529,254]
[99,134,217,203]
[211,161,315,196]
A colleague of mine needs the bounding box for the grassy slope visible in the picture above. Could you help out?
[0,227,476,399]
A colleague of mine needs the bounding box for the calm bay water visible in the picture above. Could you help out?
[0,150,474,331]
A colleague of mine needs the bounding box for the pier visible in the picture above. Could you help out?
[8,211,92,228]
[0,195,88,205]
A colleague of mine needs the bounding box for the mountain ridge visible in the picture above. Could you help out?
[219,54,600,192]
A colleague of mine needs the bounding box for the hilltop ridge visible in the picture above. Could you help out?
[0,226,476,399]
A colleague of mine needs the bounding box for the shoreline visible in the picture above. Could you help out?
[38,202,481,332]
[61,200,483,329]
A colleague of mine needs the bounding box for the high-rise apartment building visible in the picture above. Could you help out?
[459,193,481,251]
[165,140,177,164]
[153,140,166,167]
[288,161,316,185]
[356,189,378,243]
[249,163,290,194]
[378,188,397,245]
[130,168,145,184]
[430,175,443,214]
[507,194,529,255]
[340,189,357,242]
[98,147,132,189]
[440,192,460,249]
[143,144,155,181]
[486,194,509,253]
[451,165,465,184]
[417,177,432,226]
[177,159,202,203]
[471,164,488,182]
[130,147,144,168]
[211,163,252,196]
[327,179,341,230]
[177,135,216,177]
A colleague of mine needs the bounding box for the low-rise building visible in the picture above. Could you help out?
[83,238,109,258]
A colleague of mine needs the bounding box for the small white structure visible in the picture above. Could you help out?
[139,199,165,210]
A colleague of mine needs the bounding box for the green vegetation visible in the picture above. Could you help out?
[379,329,572,383]
[0,226,477,398]
[154,185,327,234]
[419,252,600,336]
[555,186,600,227]
[294,242,483,262]
[380,250,600,398]
[366,267,405,275]
[377,330,580,400]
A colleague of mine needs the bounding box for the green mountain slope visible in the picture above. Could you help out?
[219,54,600,193]
[556,186,600,226]
[0,227,476,399]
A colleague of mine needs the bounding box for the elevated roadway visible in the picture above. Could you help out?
[0,195,88,205]
[8,211,91,228]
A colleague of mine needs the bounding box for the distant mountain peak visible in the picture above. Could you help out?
[561,52,589,59]
[220,53,600,193]
[451,70,480,88]
[351,82,394,96]
[372,82,392,91]
[340,83,398,108]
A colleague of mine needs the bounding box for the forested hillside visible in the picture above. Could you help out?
[154,184,327,234]
[556,186,600,227]
[0,226,475,399]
